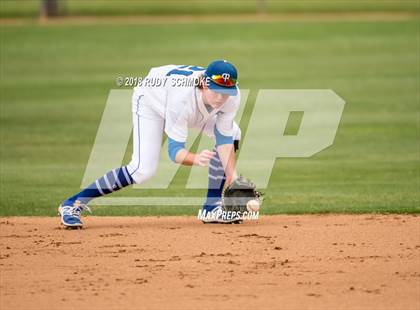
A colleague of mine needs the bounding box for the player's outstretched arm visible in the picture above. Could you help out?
[175,149,215,166]
[168,136,216,166]
[216,143,238,185]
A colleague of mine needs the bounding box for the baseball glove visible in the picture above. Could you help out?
[222,176,262,213]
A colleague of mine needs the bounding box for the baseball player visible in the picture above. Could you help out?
[58,60,242,228]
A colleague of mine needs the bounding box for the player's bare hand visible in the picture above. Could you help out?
[194,150,216,167]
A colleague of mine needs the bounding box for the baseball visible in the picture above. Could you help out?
[246,199,260,212]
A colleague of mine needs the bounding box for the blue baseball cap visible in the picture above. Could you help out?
[204,60,238,96]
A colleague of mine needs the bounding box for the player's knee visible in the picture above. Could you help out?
[130,166,157,184]
[234,139,240,152]
[233,124,241,152]
[233,124,241,141]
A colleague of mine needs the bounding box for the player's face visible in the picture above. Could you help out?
[202,87,230,109]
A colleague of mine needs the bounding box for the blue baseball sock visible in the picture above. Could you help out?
[203,149,226,212]
[62,166,134,205]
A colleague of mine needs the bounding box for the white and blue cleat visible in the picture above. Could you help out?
[200,203,242,224]
[58,200,91,229]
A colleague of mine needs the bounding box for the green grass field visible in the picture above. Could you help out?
[0,14,419,216]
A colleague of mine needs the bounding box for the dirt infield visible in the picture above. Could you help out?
[1,215,419,310]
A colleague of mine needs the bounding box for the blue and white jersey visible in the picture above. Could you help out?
[133,64,241,143]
